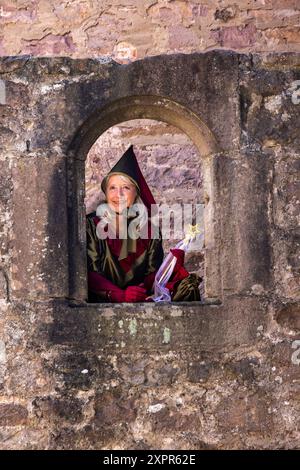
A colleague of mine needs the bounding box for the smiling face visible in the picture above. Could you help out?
[105,174,138,213]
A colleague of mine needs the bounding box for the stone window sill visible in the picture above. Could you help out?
[68,298,222,308]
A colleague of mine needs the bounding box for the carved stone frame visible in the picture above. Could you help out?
[67,95,222,304]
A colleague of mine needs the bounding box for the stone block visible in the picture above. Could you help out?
[150,405,202,433]
[273,234,300,300]
[11,155,68,300]
[0,404,28,426]
[275,303,300,331]
[216,392,272,433]
[211,23,258,49]
[273,156,300,230]
[188,362,212,383]
[239,57,300,151]
[32,395,84,425]
[94,390,137,427]
[215,151,273,293]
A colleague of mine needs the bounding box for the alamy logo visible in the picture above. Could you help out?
[291,340,300,365]
[95,202,205,251]
[289,80,300,105]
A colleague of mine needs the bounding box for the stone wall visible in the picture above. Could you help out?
[0,1,300,59]
[0,51,299,449]
[2,1,299,291]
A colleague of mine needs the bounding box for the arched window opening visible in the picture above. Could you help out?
[67,95,221,306]
[85,118,205,303]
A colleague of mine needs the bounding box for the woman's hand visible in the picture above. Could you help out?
[124,284,147,302]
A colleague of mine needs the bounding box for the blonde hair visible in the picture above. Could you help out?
[95,174,149,239]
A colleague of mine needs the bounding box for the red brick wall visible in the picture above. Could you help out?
[0,1,299,59]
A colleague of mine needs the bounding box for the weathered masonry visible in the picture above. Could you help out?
[0,51,299,449]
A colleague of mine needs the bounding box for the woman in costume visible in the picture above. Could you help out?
[86,145,202,303]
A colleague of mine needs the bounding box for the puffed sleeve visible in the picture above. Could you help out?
[86,215,102,273]
[86,215,125,301]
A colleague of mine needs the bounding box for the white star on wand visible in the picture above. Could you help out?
[185,223,201,241]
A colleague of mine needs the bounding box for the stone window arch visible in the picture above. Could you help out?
[67,95,221,305]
